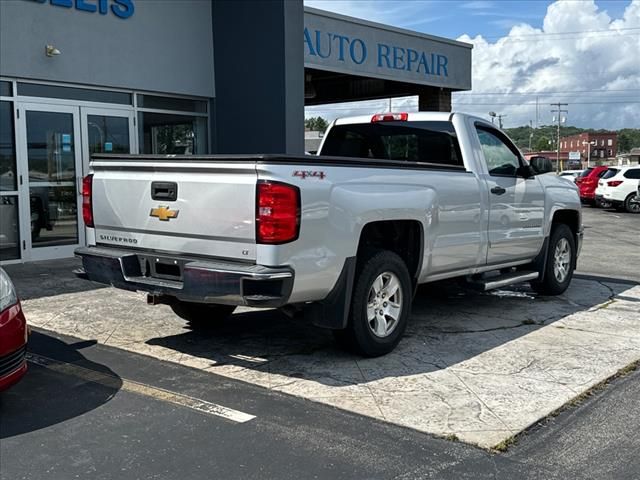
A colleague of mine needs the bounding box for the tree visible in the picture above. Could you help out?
[535,136,551,151]
[305,116,328,132]
[618,133,632,153]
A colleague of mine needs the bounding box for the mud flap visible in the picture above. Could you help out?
[306,257,356,330]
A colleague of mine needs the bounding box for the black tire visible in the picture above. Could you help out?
[624,192,640,214]
[595,197,612,209]
[530,224,576,295]
[333,250,412,357]
[170,301,236,328]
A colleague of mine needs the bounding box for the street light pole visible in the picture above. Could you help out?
[583,140,595,168]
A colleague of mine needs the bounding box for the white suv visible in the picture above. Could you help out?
[595,166,640,213]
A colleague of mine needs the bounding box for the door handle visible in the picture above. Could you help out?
[151,182,178,201]
[491,186,507,195]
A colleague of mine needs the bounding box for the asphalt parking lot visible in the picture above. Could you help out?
[1,206,639,479]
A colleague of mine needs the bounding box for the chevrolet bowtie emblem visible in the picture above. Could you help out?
[150,206,179,221]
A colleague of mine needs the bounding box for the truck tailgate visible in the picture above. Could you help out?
[90,158,257,261]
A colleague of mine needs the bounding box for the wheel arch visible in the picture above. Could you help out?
[356,219,424,287]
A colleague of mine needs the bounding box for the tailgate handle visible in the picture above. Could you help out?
[151,182,177,201]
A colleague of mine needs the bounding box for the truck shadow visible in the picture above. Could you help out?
[145,277,637,387]
[3,258,107,301]
[0,331,122,438]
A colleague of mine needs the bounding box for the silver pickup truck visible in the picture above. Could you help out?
[76,112,583,356]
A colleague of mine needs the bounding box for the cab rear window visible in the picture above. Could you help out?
[321,121,463,167]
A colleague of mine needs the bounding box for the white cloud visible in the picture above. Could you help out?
[454,0,640,129]
[305,0,640,130]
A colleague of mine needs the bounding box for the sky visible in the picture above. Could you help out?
[304,0,640,130]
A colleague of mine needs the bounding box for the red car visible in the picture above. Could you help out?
[576,166,609,204]
[0,267,28,392]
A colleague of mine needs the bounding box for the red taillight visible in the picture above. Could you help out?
[256,181,300,244]
[371,112,408,123]
[82,174,94,228]
[607,180,623,187]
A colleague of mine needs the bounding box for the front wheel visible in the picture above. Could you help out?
[170,301,236,328]
[333,250,412,357]
[530,224,576,295]
[624,192,640,214]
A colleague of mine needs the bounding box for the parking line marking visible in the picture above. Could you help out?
[26,353,256,424]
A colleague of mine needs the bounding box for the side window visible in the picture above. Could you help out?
[624,169,640,179]
[476,127,521,176]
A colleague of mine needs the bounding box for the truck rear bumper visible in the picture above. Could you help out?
[75,246,293,308]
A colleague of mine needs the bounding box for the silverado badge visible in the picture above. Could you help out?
[150,206,179,221]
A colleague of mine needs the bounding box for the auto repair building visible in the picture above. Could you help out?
[0,0,472,263]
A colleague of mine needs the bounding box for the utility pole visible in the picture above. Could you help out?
[529,120,533,151]
[488,111,506,128]
[550,103,568,173]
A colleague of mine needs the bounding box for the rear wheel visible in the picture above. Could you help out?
[333,250,411,357]
[530,224,575,295]
[170,301,236,328]
[624,192,640,214]
[596,197,612,209]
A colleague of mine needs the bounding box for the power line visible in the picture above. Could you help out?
[306,99,640,111]
[478,26,640,40]
[452,101,640,105]
[465,32,640,43]
[454,88,640,95]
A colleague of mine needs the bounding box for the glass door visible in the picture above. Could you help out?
[17,103,83,261]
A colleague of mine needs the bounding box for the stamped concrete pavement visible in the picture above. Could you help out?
[8,255,639,449]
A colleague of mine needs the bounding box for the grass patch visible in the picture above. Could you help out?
[443,433,459,442]
[492,436,516,453]
[567,359,639,407]
[490,359,640,453]
[594,299,616,311]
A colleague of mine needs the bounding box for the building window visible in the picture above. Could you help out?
[0,81,12,97]
[608,139,613,146]
[17,82,132,105]
[137,93,208,155]
[139,112,208,154]
[137,94,207,114]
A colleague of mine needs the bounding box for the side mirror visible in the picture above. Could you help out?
[529,157,553,175]
[517,165,535,179]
